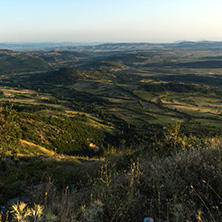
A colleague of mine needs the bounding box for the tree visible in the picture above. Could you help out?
[0,106,21,162]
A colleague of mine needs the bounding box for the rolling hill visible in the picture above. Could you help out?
[2,42,222,221]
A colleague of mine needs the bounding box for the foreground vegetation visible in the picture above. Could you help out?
[1,124,222,221]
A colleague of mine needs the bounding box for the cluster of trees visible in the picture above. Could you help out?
[19,111,105,156]
[0,106,21,164]
[151,74,222,86]
[141,82,211,93]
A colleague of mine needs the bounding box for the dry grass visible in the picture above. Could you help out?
[3,124,222,221]
[19,140,55,156]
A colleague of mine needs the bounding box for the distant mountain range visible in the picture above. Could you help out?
[1,40,222,76]
[0,42,101,51]
[1,41,222,52]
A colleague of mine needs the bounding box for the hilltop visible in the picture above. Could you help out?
[40,68,85,85]
[0,50,90,74]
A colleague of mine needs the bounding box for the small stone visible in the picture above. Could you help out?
[0,206,6,213]
[6,197,20,206]
[144,217,154,222]
[70,184,76,192]
[5,156,13,164]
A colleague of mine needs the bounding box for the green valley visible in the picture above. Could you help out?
[1,41,222,221]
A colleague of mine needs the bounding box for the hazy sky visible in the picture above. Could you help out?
[1,0,222,43]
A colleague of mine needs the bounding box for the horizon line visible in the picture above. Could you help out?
[0,40,221,45]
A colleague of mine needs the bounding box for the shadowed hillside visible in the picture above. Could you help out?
[40,68,85,85]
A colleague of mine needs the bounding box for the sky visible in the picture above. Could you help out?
[1,0,222,43]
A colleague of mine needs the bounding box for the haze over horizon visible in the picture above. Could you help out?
[1,0,222,43]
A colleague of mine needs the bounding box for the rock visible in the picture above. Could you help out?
[89,143,100,152]
[144,217,154,222]
[0,205,6,213]
[6,197,20,206]
[21,196,31,203]
[33,184,44,189]
[70,184,76,192]
[5,156,13,164]
[93,146,100,152]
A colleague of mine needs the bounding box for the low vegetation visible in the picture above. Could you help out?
[1,42,222,221]
[1,125,222,221]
